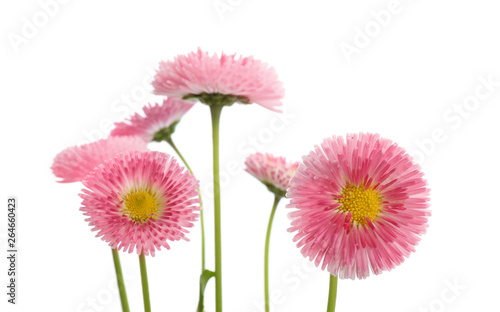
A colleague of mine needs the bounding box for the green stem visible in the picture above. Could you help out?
[165,137,206,271]
[210,105,223,312]
[139,252,151,312]
[327,274,338,312]
[112,248,130,312]
[264,195,281,312]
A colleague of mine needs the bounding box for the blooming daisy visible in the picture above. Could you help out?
[245,153,299,197]
[80,151,200,256]
[152,48,285,312]
[287,133,430,280]
[245,152,299,312]
[51,136,148,183]
[152,48,285,111]
[111,97,194,142]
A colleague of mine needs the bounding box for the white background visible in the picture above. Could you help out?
[1,0,499,311]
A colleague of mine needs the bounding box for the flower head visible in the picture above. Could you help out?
[80,151,200,256]
[287,133,430,280]
[51,136,148,183]
[111,98,194,142]
[152,48,284,111]
[245,153,298,197]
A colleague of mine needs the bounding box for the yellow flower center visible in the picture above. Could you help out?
[122,188,161,223]
[337,184,382,226]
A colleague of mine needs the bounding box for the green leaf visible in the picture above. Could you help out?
[197,269,215,312]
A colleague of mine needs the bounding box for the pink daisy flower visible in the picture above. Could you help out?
[80,151,200,256]
[287,133,430,280]
[245,153,299,197]
[110,98,194,142]
[51,136,148,183]
[152,48,285,112]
